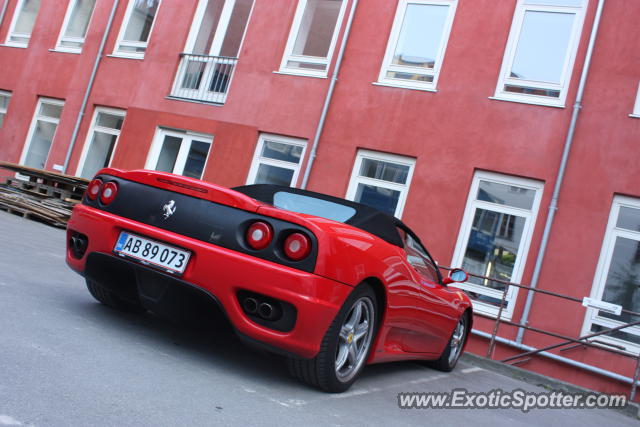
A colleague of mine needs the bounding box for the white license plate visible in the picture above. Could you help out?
[114,232,191,274]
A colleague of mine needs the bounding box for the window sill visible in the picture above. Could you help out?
[49,48,82,55]
[0,43,28,49]
[489,95,565,109]
[629,113,640,119]
[372,82,437,93]
[165,95,224,107]
[273,70,327,79]
[107,53,145,60]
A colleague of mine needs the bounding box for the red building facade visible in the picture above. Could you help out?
[1,0,639,397]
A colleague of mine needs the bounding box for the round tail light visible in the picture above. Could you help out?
[246,221,273,250]
[284,233,311,261]
[100,182,118,205]
[87,178,103,201]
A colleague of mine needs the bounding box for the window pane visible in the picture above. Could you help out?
[359,158,409,184]
[0,114,5,127]
[510,11,575,84]
[39,103,63,119]
[590,324,640,346]
[292,0,342,58]
[392,4,449,70]
[13,0,41,35]
[123,0,160,43]
[274,191,356,222]
[616,207,640,232]
[385,71,433,82]
[0,94,10,110]
[598,237,640,323]
[193,0,225,54]
[182,140,210,179]
[524,0,583,6]
[477,180,535,210]
[155,135,182,173]
[96,113,124,130]
[355,184,400,216]
[63,0,96,39]
[255,164,294,186]
[461,208,526,306]
[261,141,303,163]
[24,121,57,169]
[80,131,117,179]
[219,0,253,57]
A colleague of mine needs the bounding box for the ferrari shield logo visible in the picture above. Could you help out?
[163,200,176,219]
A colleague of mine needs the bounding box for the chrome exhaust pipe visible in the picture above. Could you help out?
[243,297,258,314]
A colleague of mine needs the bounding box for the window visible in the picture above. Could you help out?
[403,230,440,283]
[377,0,457,91]
[345,150,416,218]
[76,108,126,179]
[5,0,41,46]
[632,82,640,118]
[56,0,97,52]
[493,0,587,106]
[0,91,11,127]
[450,171,543,319]
[171,0,254,103]
[145,128,212,179]
[20,98,65,169]
[279,0,348,77]
[246,134,307,187]
[114,0,162,58]
[583,196,640,354]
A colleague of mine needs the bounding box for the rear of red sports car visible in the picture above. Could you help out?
[67,168,472,392]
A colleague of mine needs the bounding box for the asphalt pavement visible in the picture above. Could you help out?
[0,210,636,426]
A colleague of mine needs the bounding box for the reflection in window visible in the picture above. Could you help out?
[246,134,307,187]
[378,1,457,89]
[7,0,41,46]
[79,109,126,179]
[451,172,543,319]
[147,129,212,180]
[57,0,97,51]
[346,150,415,218]
[22,98,65,169]
[0,91,11,128]
[585,199,640,352]
[115,0,161,56]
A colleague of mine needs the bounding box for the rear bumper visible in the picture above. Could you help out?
[66,205,353,359]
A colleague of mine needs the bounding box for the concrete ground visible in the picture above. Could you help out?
[0,210,636,426]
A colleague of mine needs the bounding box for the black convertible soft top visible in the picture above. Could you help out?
[232,184,405,248]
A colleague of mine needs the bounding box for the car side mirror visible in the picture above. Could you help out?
[442,268,468,286]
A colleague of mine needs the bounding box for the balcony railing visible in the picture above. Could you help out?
[170,53,238,104]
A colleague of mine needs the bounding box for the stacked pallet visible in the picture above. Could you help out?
[0,161,89,228]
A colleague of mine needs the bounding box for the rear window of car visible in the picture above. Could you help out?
[273,191,357,223]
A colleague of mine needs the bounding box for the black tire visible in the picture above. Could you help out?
[287,283,378,393]
[431,312,469,372]
[86,280,146,313]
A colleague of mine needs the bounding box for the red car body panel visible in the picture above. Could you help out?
[66,168,472,364]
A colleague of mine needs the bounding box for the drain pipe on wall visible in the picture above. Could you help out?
[516,0,606,344]
[62,0,121,175]
[300,0,358,189]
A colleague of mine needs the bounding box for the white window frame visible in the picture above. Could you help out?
[631,82,640,118]
[581,195,640,355]
[376,0,457,91]
[75,107,126,177]
[19,97,65,168]
[145,128,213,179]
[113,0,163,59]
[245,133,307,187]
[278,0,348,78]
[54,0,97,53]
[0,90,11,127]
[345,149,416,219]
[5,0,41,47]
[493,0,587,107]
[450,171,544,320]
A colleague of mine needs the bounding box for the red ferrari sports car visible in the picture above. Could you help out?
[66,168,472,392]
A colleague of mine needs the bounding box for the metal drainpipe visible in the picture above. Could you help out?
[516,0,606,344]
[300,0,358,189]
[62,0,121,175]
[0,0,9,30]
[473,329,638,387]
